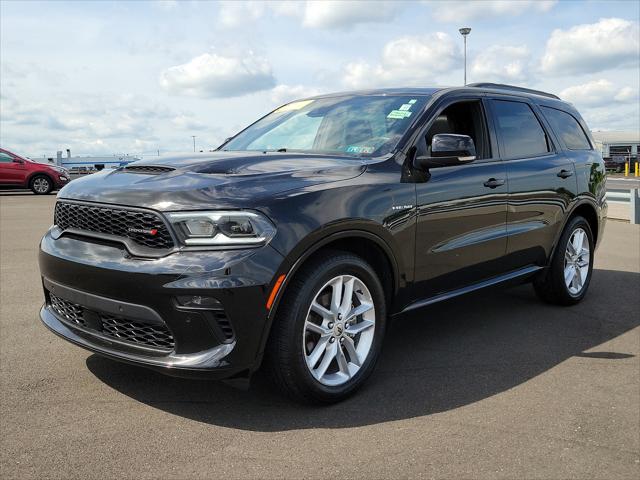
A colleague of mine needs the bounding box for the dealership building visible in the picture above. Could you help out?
[591,131,639,170]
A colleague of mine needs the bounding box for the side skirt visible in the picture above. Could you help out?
[396,265,543,315]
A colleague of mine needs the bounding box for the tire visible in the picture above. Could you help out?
[30,175,53,195]
[264,251,386,404]
[533,216,594,305]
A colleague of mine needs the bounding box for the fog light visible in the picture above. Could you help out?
[176,295,222,309]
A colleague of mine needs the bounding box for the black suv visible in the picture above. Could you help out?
[39,83,607,404]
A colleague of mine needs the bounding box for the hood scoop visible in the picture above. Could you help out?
[123,165,176,175]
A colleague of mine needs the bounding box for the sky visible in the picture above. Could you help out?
[1,0,638,158]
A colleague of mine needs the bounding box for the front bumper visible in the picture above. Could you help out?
[53,174,70,189]
[41,305,235,373]
[39,228,284,378]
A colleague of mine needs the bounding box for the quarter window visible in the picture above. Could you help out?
[541,107,591,150]
[492,100,550,158]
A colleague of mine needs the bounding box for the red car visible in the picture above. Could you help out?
[0,148,70,194]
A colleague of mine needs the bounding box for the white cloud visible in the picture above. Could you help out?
[0,91,207,155]
[471,45,531,82]
[171,114,208,131]
[560,79,639,108]
[541,18,640,75]
[427,0,556,23]
[217,1,401,30]
[270,84,324,106]
[302,1,402,29]
[581,105,639,132]
[217,1,270,28]
[159,50,276,98]
[343,33,461,89]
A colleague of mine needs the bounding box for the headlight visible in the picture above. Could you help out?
[165,211,276,247]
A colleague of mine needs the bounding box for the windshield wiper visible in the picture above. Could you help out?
[276,148,287,152]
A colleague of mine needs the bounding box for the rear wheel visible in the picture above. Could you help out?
[264,251,386,404]
[534,216,594,305]
[30,175,53,195]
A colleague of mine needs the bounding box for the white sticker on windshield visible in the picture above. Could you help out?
[387,110,412,119]
[399,104,412,111]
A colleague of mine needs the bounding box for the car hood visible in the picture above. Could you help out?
[58,151,367,211]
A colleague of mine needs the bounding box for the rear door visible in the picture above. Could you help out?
[487,97,578,269]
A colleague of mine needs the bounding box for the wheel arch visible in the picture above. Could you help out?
[27,171,54,189]
[548,199,600,265]
[253,225,403,370]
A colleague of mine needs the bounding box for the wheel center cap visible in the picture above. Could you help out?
[334,323,344,336]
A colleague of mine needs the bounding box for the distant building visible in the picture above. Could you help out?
[591,131,640,162]
[51,149,141,171]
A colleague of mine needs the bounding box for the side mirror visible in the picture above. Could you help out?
[13,158,24,164]
[414,134,476,170]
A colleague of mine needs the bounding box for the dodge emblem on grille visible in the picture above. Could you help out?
[127,227,158,236]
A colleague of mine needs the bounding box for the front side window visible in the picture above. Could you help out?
[222,95,430,157]
[492,100,550,159]
[423,100,490,159]
[541,107,591,150]
[0,152,14,163]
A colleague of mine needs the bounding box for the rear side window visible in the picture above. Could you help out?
[541,107,591,150]
[492,100,550,158]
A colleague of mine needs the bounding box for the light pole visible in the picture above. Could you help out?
[191,135,196,152]
[459,27,471,85]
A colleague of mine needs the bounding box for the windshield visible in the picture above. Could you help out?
[222,94,429,157]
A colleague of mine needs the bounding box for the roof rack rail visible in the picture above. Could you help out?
[467,83,560,100]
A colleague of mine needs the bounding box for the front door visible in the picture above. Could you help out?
[412,98,508,299]
[0,151,27,185]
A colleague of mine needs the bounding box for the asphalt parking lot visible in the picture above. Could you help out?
[1,193,639,479]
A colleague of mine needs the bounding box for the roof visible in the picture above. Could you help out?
[307,87,442,99]
[591,131,640,144]
[305,83,561,102]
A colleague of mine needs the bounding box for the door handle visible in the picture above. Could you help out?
[483,178,505,189]
[557,169,573,179]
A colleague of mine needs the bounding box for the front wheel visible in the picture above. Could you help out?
[264,251,386,404]
[534,216,594,305]
[30,175,53,195]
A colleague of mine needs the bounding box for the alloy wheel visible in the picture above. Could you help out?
[303,275,376,386]
[33,177,50,193]
[564,227,590,295]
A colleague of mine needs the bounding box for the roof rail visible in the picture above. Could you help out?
[467,83,560,100]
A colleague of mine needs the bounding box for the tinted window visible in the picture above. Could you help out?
[492,100,550,158]
[541,107,591,150]
[0,152,14,163]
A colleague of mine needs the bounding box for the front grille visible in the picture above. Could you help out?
[49,293,175,351]
[123,165,175,174]
[54,201,174,250]
[50,294,85,327]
